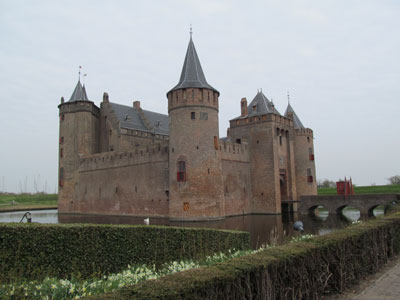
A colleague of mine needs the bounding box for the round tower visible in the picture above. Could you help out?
[58,80,99,212]
[284,103,317,199]
[167,35,225,220]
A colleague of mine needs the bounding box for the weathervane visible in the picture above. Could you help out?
[78,65,82,81]
[190,24,193,38]
[287,91,290,104]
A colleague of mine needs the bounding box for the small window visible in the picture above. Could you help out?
[192,90,194,100]
[60,148,63,158]
[279,136,282,145]
[200,112,208,120]
[214,136,218,150]
[307,168,313,183]
[177,161,186,182]
[60,136,64,144]
[60,114,65,121]
[307,136,310,143]
[191,112,195,120]
[309,148,314,161]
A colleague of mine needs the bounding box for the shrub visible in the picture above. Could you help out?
[84,214,400,300]
[0,224,249,282]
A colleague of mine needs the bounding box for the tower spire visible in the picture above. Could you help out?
[168,34,219,94]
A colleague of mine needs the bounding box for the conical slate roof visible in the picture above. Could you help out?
[69,80,89,102]
[247,91,281,115]
[284,103,304,129]
[168,37,219,94]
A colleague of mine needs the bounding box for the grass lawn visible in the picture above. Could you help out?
[0,193,58,211]
[318,184,400,195]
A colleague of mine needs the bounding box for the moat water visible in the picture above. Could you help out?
[0,207,384,249]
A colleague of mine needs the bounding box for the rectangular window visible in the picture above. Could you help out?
[279,136,282,145]
[307,168,313,183]
[191,112,195,119]
[60,148,63,158]
[200,112,208,120]
[309,148,314,161]
[214,136,218,150]
[177,161,186,182]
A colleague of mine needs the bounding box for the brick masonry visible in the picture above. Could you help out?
[58,40,317,220]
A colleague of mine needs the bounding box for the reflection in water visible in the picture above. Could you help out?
[0,209,58,224]
[0,209,386,249]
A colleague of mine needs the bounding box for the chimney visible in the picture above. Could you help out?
[133,101,141,110]
[240,98,248,116]
[61,97,64,104]
[103,92,109,103]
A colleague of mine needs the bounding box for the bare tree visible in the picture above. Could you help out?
[387,175,400,185]
[317,179,336,188]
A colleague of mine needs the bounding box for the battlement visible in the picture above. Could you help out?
[168,88,219,113]
[79,143,169,172]
[230,113,293,128]
[59,101,100,117]
[295,128,313,136]
[219,139,250,162]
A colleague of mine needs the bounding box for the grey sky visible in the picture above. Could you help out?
[0,0,399,193]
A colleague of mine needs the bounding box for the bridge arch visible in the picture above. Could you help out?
[336,205,361,221]
[368,204,387,217]
[309,205,329,221]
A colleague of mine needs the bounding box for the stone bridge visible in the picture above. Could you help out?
[299,194,400,216]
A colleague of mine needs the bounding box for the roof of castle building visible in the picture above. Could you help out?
[168,36,219,95]
[110,102,169,135]
[248,91,281,115]
[232,90,280,120]
[68,80,89,102]
[284,103,304,129]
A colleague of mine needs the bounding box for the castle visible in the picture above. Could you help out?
[58,35,317,220]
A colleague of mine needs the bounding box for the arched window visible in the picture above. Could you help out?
[177,161,186,182]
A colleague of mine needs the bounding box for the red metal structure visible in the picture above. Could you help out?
[336,177,354,196]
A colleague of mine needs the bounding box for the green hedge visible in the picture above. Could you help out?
[0,224,250,282]
[85,214,400,300]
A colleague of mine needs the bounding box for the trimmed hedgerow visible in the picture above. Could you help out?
[84,213,400,300]
[0,224,249,282]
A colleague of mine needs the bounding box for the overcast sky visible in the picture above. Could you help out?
[0,0,399,193]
